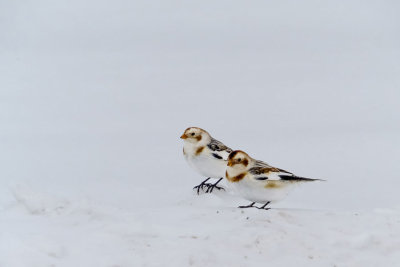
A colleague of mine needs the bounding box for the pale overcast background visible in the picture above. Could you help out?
[1,0,400,266]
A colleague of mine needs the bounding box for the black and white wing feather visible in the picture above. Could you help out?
[207,138,233,160]
[253,160,271,168]
[249,165,322,183]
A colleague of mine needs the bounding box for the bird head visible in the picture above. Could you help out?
[227,150,251,169]
[180,127,211,144]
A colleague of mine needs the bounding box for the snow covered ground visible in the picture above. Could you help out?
[2,184,400,267]
[1,0,400,266]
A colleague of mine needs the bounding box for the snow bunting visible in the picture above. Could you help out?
[180,127,233,194]
[226,150,324,210]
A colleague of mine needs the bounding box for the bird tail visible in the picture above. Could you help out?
[279,175,326,182]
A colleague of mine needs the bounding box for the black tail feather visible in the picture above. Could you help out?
[279,175,325,182]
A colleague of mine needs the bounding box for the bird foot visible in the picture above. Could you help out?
[238,202,270,210]
[256,202,271,210]
[256,207,271,211]
[204,183,225,193]
[238,202,256,209]
[193,178,213,194]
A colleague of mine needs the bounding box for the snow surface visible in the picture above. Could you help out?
[1,0,400,266]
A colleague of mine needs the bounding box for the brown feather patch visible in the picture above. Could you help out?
[226,171,246,182]
[262,167,280,174]
[196,135,202,141]
[228,151,239,160]
[229,159,249,167]
[264,181,284,188]
[195,146,204,155]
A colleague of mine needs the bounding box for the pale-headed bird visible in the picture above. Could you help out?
[226,150,324,210]
[180,127,233,194]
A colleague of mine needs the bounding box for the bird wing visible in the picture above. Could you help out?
[207,138,233,160]
[253,160,271,168]
[253,160,293,173]
[249,166,323,183]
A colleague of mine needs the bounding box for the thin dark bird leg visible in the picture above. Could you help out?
[193,177,212,194]
[238,202,256,209]
[257,201,271,210]
[205,177,225,193]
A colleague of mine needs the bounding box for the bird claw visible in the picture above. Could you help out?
[193,178,213,194]
[193,177,225,194]
[193,183,212,194]
[257,201,271,210]
[238,202,270,210]
[238,202,255,209]
[256,207,270,210]
[204,184,225,193]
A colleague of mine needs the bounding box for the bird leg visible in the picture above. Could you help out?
[256,201,271,210]
[193,177,212,194]
[238,202,256,209]
[205,178,225,193]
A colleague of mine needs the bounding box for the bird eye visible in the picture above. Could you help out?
[191,133,195,136]
[237,158,241,162]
